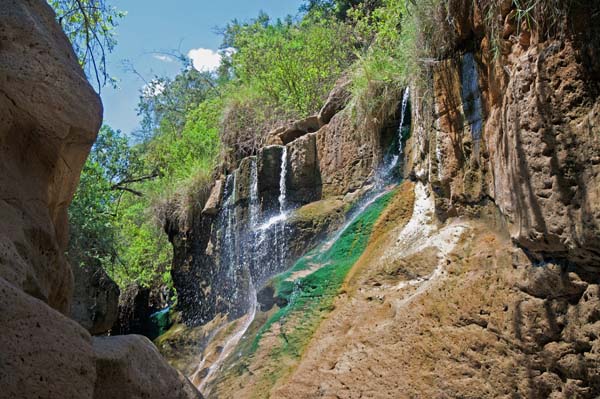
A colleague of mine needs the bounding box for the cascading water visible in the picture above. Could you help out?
[278,146,288,214]
[378,88,410,187]
[398,87,410,158]
[217,174,240,308]
[249,158,260,229]
[195,146,296,394]
[197,283,257,396]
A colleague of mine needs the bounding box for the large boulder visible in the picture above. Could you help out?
[318,75,351,125]
[0,0,102,313]
[0,2,202,399]
[0,277,97,399]
[71,261,120,335]
[93,335,203,399]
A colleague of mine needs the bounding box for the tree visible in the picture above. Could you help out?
[136,67,220,139]
[68,125,132,272]
[221,13,356,116]
[301,0,382,20]
[48,0,124,91]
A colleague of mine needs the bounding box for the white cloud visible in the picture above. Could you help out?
[153,54,174,63]
[187,48,223,72]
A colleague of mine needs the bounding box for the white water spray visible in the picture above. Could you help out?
[278,146,288,214]
[196,283,258,395]
[398,87,410,157]
[249,159,260,229]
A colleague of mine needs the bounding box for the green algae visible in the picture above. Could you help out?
[249,188,397,355]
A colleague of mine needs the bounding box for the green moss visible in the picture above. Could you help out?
[249,189,396,355]
[288,198,345,224]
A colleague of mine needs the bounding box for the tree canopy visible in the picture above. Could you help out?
[48,0,124,90]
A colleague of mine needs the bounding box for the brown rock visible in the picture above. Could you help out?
[0,277,96,399]
[408,33,600,267]
[318,75,351,125]
[286,133,321,206]
[0,0,102,313]
[489,41,600,267]
[93,335,202,399]
[316,111,378,197]
[202,178,224,216]
[71,260,120,335]
[265,115,320,146]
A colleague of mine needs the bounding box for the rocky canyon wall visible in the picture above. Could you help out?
[165,1,600,397]
[168,75,405,326]
[404,0,600,269]
[0,1,201,398]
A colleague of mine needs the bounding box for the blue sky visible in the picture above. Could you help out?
[101,0,303,135]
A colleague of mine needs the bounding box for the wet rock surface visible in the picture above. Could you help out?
[405,2,600,268]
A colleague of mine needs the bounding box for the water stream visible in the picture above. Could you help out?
[278,146,288,214]
[196,130,405,394]
[197,284,257,395]
[398,87,410,158]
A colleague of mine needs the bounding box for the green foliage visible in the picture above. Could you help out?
[221,12,355,122]
[143,97,222,185]
[48,0,124,90]
[137,68,220,137]
[68,125,135,274]
[69,92,221,291]
[301,0,382,20]
[112,195,172,289]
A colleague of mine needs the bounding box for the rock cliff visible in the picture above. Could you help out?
[0,1,201,398]
[168,75,403,326]
[404,0,600,268]
[163,1,600,398]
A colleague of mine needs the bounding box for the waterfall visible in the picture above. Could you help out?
[460,52,483,158]
[278,146,288,214]
[398,87,410,158]
[249,159,260,229]
[220,174,236,277]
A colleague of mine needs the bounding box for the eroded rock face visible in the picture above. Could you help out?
[316,112,377,197]
[0,3,201,399]
[405,1,600,268]
[286,133,322,207]
[0,277,96,399]
[112,283,152,336]
[93,335,203,399]
[0,0,102,313]
[491,41,600,267]
[318,74,351,125]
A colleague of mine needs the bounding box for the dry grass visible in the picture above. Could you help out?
[153,168,213,232]
[220,92,297,171]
